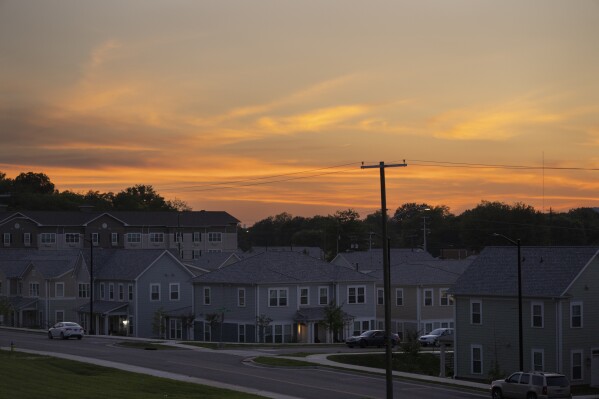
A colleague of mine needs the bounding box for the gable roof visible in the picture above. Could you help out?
[193,251,377,285]
[0,249,80,278]
[183,252,241,272]
[242,246,325,260]
[450,246,599,298]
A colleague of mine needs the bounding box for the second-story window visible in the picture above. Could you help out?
[78,283,90,298]
[173,232,183,243]
[170,283,180,301]
[423,289,433,306]
[193,232,201,242]
[127,233,141,243]
[471,299,482,325]
[238,288,246,307]
[208,232,222,242]
[150,233,164,243]
[269,288,288,307]
[109,283,114,300]
[395,289,404,306]
[41,233,56,244]
[348,286,366,304]
[111,233,119,245]
[3,233,11,245]
[319,286,329,305]
[55,282,64,297]
[65,233,80,243]
[23,233,31,246]
[150,284,160,301]
[440,288,453,306]
[299,287,309,306]
[29,282,40,297]
[128,284,134,301]
[91,233,99,245]
[377,288,384,305]
[203,287,211,305]
[118,284,124,301]
[100,283,105,299]
[532,302,544,328]
[571,302,583,328]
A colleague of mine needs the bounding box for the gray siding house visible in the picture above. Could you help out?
[192,251,378,344]
[450,246,599,387]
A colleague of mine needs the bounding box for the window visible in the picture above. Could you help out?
[173,232,183,243]
[150,284,160,301]
[118,284,124,300]
[395,289,404,306]
[440,288,453,306]
[128,284,133,301]
[3,233,12,245]
[91,233,99,245]
[65,233,80,243]
[111,232,119,245]
[78,283,90,298]
[193,232,201,242]
[571,350,583,380]
[127,233,141,243]
[299,287,309,305]
[41,233,56,244]
[377,288,384,305]
[203,287,211,305]
[238,288,246,307]
[532,349,544,371]
[208,232,222,242]
[571,302,583,328]
[423,289,433,306]
[150,232,164,243]
[348,286,366,304]
[532,302,544,328]
[471,299,482,325]
[471,345,483,374]
[193,250,201,259]
[29,282,40,297]
[318,286,329,305]
[170,283,180,301]
[239,324,246,343]
[109,283,114,300]
[23,233,31,246]
[204,323,211,341]
[100,283,105,299]
[55,282,64,297]
[269,288,288,307]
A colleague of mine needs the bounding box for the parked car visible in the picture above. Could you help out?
[48,322,84,340]
[345,330,399,348]
[491,371,571,399]
[418,327,453,347]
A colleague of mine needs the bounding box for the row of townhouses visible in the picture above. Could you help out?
[0,210,597,387]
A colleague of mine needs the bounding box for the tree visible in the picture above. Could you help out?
[13,172,55,194]
[113,184,171,211]
[151,308,167,339]
[256,314,272,343]
[205,313,222,342]
[320,302,350,343]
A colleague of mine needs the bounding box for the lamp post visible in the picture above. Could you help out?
[493,233,523,371]
[83,234,95,335]
[422,208,430,252]
[362,161,407,399]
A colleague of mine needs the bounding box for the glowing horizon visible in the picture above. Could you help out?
[1,1,598,225]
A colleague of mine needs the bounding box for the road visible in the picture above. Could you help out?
[1,329,487,399]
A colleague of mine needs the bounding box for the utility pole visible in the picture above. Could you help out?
[362,161,407,399]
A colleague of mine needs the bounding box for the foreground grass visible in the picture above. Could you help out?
[0,351,263,399]
[253,356,317,367]
[329,352,440,375]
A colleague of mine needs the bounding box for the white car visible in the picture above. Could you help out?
[418,327,453,347]
[48,322,84,340]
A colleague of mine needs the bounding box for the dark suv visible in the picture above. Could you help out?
[491,371,571,399]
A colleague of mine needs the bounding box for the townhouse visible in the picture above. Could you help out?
[0,210,240,259]
[450,246,599,387]
[192,250,378,344]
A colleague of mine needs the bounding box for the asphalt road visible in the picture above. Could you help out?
[0,329,487,399]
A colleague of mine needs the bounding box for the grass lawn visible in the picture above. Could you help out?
[328,352,441,376]
[0,350,264,399]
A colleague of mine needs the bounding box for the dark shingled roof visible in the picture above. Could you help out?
[333,249,436,271]
[0,249,80,278]
[83,248,191,280]
[368,259,471,285]
[450,246,599,298]
[193,251,377,285]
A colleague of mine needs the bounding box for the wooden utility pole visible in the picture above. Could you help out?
[361,161,407,399]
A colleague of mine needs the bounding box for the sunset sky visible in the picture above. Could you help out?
[1,1,598,225]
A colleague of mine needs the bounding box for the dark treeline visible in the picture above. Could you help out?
[240,203,599,259]
[2,171,598,259]
[0,171,190,212]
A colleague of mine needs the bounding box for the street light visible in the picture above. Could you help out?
[83,233,95,335]
[493,233,523,371]
[422,208,431,252]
